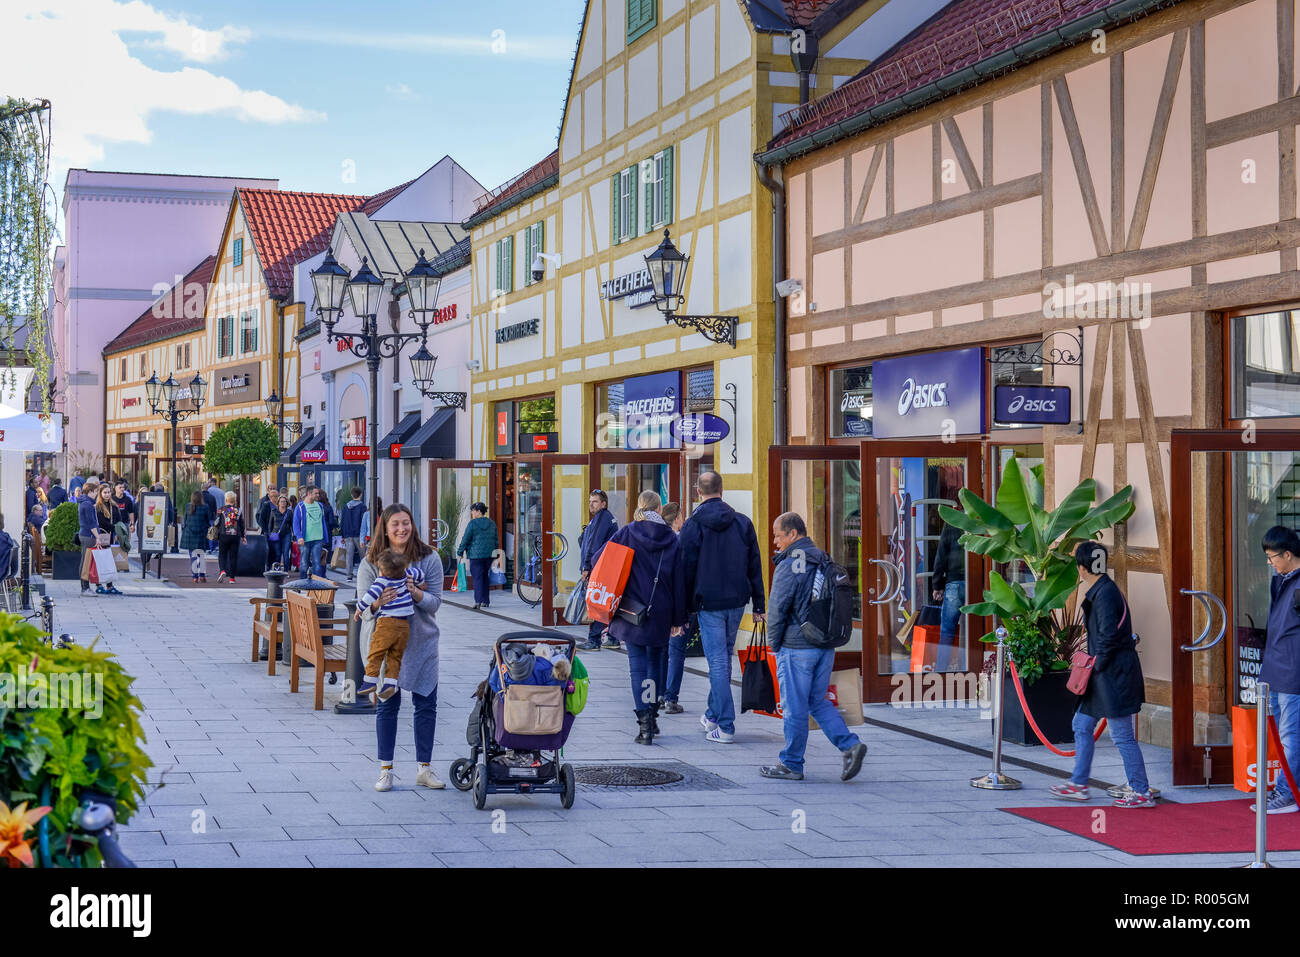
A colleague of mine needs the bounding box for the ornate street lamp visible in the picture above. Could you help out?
[147,369,207,552]
[264,389,302,448]
[643,228,737,348]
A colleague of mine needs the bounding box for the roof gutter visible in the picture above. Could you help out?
[756,0,1181,167]
[461,173,560,231]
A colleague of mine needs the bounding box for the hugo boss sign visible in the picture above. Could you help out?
[871,347,984,438]
[994,385,1071,425]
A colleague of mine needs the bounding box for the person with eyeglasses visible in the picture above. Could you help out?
[578,488,619,650]
[1256,525,1300,814]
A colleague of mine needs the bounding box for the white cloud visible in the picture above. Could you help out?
[385,83,416,100]
[263,27,574,62]
[1,0,323,170]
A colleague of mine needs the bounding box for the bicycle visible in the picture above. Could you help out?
[515,531,568,607]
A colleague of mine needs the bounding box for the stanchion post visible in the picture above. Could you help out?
[39,594,53,637]
[971,627,1022,790]
[20,530,31,611]
[1246,682,1273,868]
[333,598,376,716]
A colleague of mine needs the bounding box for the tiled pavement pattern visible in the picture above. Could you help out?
[44,566,1298,868]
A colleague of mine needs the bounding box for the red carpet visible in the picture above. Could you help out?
[1003,799,1300,855]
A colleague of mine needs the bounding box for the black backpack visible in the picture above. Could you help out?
[799,555,854,648]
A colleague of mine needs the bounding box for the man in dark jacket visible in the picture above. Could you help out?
[47,478,67,508]
[338,486,367,579]
[1257,525,1300,814]
[1049,541,1153,807]
[677,471,766,742]
[578,489,618,650]
[930,520,966,672]
[759,512,867,782]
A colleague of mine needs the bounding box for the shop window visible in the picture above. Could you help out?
[1231,310,1300,418]
[492,236,514,297]
[627,0,656,44]
[830,365,872,437]
[989,343,1044,430]
[685,365,714,412]
[523,221,544,286]
[642,146,674,232]
[611,166,637,245]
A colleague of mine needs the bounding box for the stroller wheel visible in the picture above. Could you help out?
[560,763,575,810]
[472,765,488,810]
[449,757,474,792]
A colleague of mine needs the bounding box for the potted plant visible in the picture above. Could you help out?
[939,456,1135,745]
[42,502,82,580]
[438,486,465,587]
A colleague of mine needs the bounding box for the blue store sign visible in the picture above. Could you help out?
[623,370,680,450]
[872,347,985,438]
[671,412,730,445]
[994,384,1071,425]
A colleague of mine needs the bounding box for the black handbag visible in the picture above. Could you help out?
[615,551,663,626]
[917,603,942,628]
[740,623,778,714]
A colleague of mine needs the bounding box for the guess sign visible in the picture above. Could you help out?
[435,303,457,324]
[342,446,369,461]
[122,397,140,408]
[336,337,354,352]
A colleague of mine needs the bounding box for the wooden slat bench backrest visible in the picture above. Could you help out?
[286,590,323,661]
[308,576,338,606]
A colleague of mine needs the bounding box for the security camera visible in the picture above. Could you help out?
[775,278,803,297]
[465,359,481,372]
[531,255,545,284]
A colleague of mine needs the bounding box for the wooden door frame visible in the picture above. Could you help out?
[859,440,986,703]
[541,453,589,626]
[427,460,507,571]
[589,449,684,526]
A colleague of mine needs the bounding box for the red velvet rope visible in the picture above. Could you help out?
[1006,656,1106,757]
[1267,714,1300,800]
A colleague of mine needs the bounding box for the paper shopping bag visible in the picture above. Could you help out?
[80,546,95,581]
[811,668,865,729]
[1232,704,1283,792]
[88,547,116,584]
[110,545,129,572]
[330,545,348,570]
[586,542,634,624]
[738,624,780,717]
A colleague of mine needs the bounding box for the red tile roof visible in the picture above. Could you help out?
[782,0,839,27]
[465,151,560,227]
[237,188,369,298]
[767,0,1142,155]
[104,255,217,355]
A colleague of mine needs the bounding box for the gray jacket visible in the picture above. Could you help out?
[765,536,824,653]
[358,551,444,696]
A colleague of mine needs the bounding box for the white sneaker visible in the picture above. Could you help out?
[374,767,397,792]
[705,727,735,744]
[217,570,227,583]
[700,714,718,733]
[415,766,445,789]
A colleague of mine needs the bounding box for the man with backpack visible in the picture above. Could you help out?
[759,511,867,782]
[677,471,766,742]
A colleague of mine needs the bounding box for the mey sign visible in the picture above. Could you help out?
[994,385,1071,425]
[670,413,730,445]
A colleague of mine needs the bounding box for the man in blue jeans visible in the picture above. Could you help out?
[677,471,766,742]
[1256,525,1300,814]
[759,511,867,781]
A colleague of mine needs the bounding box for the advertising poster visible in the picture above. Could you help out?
[623,371,680,450]
[140,493,168,554]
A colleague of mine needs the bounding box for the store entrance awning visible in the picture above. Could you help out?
[378,411,422,457]
[399,407,456,459]
[279,427,323,464]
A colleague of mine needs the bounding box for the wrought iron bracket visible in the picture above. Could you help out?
[716,382,739,466]
[666,314,737,349]
[420,390,467,410]
[271,419,303,436]
[987,329,1082,368]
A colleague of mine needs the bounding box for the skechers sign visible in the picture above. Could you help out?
[670,413,729,445]
[994,385,1071,425]
[871,347,984,438]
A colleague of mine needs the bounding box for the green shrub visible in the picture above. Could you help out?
[44,502,80,552]
[0,617,150,867]
[136,469,152,488]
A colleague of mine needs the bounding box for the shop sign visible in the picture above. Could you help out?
[871,347,984,439]
[122,397,140,408]
[214,362,260,407]
[301,450,328,463]
[389,442,403,458]
[994,385,1071,425]
[140,493,168,555]
[599,268,655,309]
[519,432,557,453]
[495,318,539,344]
[1238,621,1267,705]
[336,336,354,352]
[622,371,680,451]
[494,402,515,457]
[434,303,458,324]
[671,413,729,445]
[184,444,205,455]
[131,441,154,452]
[342,446,369,462]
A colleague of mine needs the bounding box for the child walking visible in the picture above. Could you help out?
[356,548,426,701]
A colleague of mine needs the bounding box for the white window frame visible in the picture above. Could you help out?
[613,166,637,244]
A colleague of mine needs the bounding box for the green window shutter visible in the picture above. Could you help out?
[627,166,638,238]
[505,236,514,293]
[494,241,502,295]
[663,146,674,226]
[627,0,656,44]
[611,173,621,244]
[522,228,531,285]
[644,158,654,234]
[233,238,243,267]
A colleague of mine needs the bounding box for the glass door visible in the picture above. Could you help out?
[430,460,505,585]
[767,446,863,672]
[542,454,589,626]
[591,450,682,529]
[860,441,985,702]
[1170,431,1300,784]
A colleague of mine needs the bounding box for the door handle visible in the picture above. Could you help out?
[1179,588,1227,652]
[545,530,568,562]
[868,558,898,605]
[431,518,450,546]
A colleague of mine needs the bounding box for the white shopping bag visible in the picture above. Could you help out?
[90,547,117,584]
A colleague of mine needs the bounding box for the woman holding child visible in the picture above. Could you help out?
[356,503,446,793]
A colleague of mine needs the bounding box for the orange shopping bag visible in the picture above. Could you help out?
[585,541,634,624]
[910,623,942,672]
[1232,704,1282,793]
[737,631,782,718]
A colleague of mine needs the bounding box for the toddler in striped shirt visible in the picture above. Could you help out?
[356,549,425,701]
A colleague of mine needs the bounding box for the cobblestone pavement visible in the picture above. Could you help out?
[41,566,1295,868]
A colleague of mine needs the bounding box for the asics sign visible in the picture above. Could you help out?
[896,378,948,416]
[994,384,1071,425]
[871,347,984,438]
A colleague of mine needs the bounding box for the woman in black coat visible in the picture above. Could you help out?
[605,490,687,745]
[1049,541,1153,808]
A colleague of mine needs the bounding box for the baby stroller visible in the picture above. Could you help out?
[449,632,579,810]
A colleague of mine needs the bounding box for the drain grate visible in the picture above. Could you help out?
[572,761,740,791]
[574,765,683,787]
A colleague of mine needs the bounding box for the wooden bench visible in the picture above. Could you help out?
[249,597,286,675]
[285,590,348,710]
[28,525,51,576]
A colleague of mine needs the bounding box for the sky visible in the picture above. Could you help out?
[3,0,587,213]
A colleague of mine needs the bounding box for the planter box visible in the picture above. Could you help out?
[1000,668,1076,746]
[52,549,82,580]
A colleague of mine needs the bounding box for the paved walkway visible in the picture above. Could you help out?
[40,568,1296,868]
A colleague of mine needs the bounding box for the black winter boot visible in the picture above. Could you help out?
[649,701,661,735]
[635,709,654,745]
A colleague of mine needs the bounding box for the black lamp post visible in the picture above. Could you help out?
[264,390,302,450]
[146,370,208,551]
[644,228,738,348]
[311,248,444,514]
